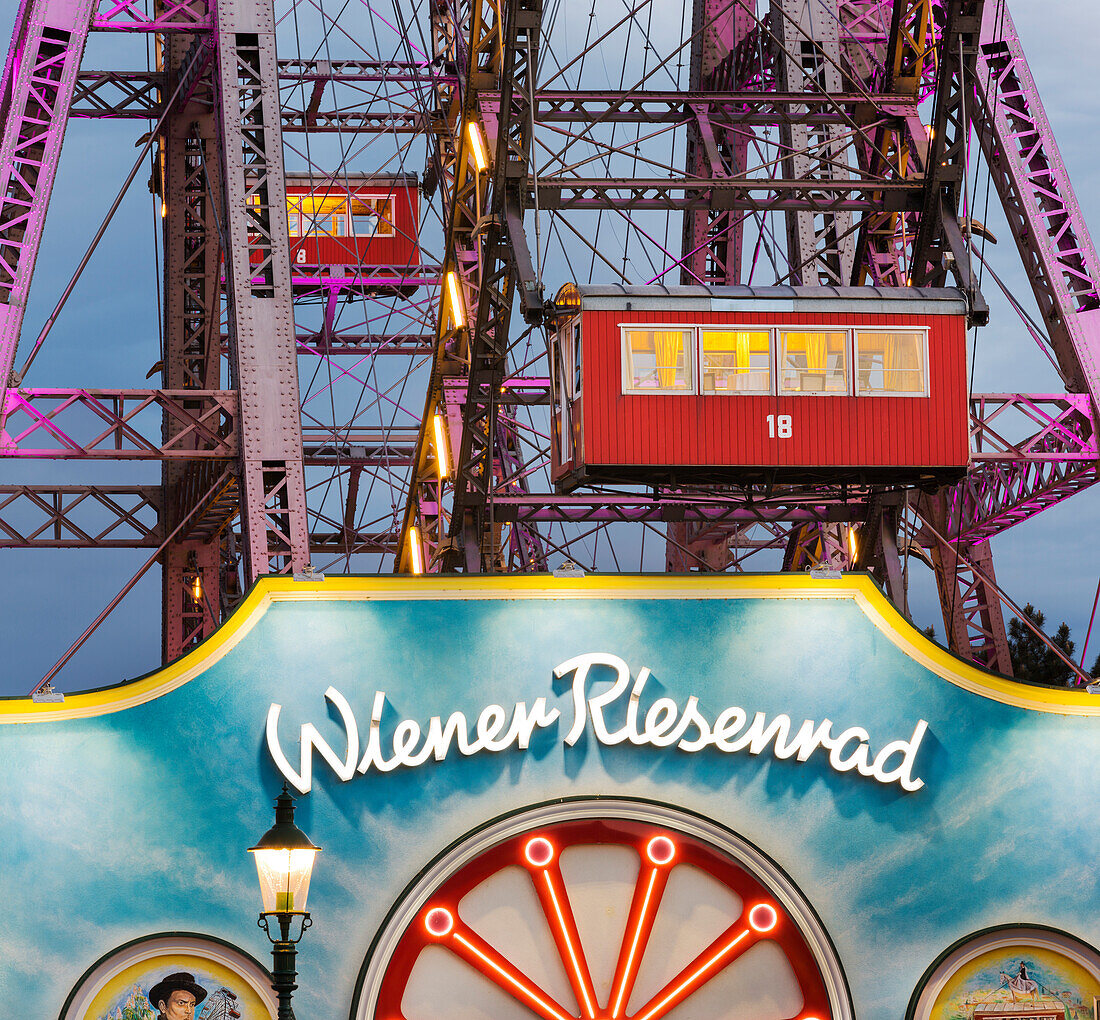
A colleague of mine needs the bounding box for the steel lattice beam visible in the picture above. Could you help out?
[159,9,228,660]
[772,0,856,286]
[973,3,1100,407]
[909,0,986,312]
[535,177,920,213]
[0,484,161,547]
[680,0,756,287]
[91,0,211,32]
[0,0,95,389]
[0,388,237,458]
[214,0,310,579]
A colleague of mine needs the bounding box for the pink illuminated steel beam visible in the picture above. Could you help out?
[90,0,211,32]
[969,394,1097,462]
[975,5,1100,406]
[0,0,96,388]
[949,458,1097,544]
[0,484,160,547]
[288,264,441,293]
[0,388,237,458]
[949,392,1099,541]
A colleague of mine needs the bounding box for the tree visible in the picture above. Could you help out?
[1008,604,1075,686]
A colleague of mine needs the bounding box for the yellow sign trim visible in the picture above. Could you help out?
[3,573,1097,724]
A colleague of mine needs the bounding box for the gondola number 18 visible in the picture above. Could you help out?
[767,414,793,439]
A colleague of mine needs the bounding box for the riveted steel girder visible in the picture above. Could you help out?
[213,0,309,581]
[0,0,96,388]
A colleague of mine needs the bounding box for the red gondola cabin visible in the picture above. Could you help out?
[549,285,971,490]
[277,173,420,272]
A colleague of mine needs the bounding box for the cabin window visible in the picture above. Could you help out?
[622,328,695,393]
[298,196,350,237]
[701,329,772,394]
[573,322,582,395]
[287,197,302,236]
[352,197,396,237]
[779,330,848,394]
[856,329,927,395]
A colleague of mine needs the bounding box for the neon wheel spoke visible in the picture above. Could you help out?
[424,906,578,1020]
[629,922,759,1020]
[608,836,677,1019]
[523,836,599,1018]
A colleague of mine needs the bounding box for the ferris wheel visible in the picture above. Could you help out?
[1,0,1097,689]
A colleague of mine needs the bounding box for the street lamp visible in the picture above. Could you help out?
[249,784,321,1020]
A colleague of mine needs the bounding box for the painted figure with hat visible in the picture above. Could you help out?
[146,972,208,1020]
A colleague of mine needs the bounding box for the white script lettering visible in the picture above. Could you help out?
[265,652,928,794]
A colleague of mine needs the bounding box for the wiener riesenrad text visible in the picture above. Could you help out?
[265,652,927,795]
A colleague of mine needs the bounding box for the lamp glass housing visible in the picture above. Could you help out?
[252,846,318,913]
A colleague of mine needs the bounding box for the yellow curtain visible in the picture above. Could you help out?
[802,333,827,373]
[654,333,683,388]
[884,332,921,391]
[735,333,752,387]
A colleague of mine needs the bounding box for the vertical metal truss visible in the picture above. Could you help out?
[160,13,229,661]
[679,0,758,287]
[847,0,934,287]
[921,0,1100,673]
[213,0,309,581]
[973,3,1100,409]
[448,0,542,571]
[0,0,95,388]
[925,489,1010,670]
[908,0,985,304]
[770,0,855,286]
[666,521,733,572]
[398,0,543,574]
[398,0,486,574]
[858,494,905,605]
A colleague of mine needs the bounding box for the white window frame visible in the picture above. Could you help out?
[853,326,930,398]
[619,323,698,395]
[352,195,397,238]
[698,325,775,396]
[776,324,854,397]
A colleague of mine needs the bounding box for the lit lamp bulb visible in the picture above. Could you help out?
[190,573,203,602]
[445,270,465,330]
[467,120,489,173]
[408,526,424,575]
[161,200,167,218]
[249,786,321,915]
[433,414,450,479]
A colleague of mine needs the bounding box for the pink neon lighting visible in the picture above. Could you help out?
[633,929,750,1020]
[611,868,660,1018]
[541,870,596,1018]
[424,907,454,936]
[748,903,778,933]
[524,836,555,867]
[452,932,575,1020]
[645,835,676,865]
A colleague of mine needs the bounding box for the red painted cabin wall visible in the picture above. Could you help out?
[569,307,968,480]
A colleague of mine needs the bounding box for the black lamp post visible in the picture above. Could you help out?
[249,784,321,1020]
